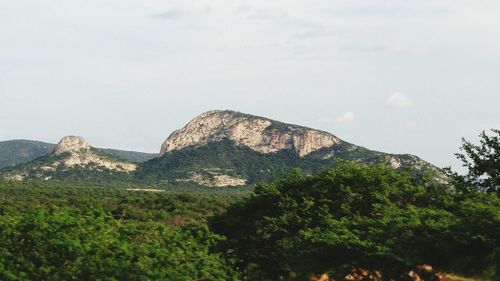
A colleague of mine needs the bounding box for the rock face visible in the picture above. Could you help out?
[160,110,340,157]
[176,172,247,187]
[53,136,91,155]
[49,136,136,172]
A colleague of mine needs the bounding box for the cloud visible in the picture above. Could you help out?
[245,8,287,21]
[291,24,327,40]
[405,121,417,129]
[336,112,355,123]
[153,2,211,20]
[388,92,413,108]
[237,6,327,40]
[153,9,184,20]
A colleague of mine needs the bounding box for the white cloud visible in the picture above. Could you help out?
[153,2,211,20]
[388,92,413,108]
[336,112,355,123]
[405,121,417,129]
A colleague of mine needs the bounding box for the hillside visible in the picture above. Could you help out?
[1,136,138,183]
[140,110,436,187]
[1,110,439,187]
[0,139,156,169]
[0,140,55,169]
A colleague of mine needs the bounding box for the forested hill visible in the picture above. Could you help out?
[0,139,156,169]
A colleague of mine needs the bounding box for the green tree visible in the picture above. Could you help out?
[453,129,500,192]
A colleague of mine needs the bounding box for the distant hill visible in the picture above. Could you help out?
[138,110,438,187]
[97,148,157,163]
[1,110,440,187]
[1,136,139,183]
[0,139,156,169]
[0,140,55,169]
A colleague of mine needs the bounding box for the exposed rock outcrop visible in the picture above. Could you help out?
[160,110,339,157]
[50,136,136,172]
[176,171,247,187]
[53,136,91,155]
[2,136,136,181]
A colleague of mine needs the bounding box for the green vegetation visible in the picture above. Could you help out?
[137,139,426,186]
[0,140,54,169]
[210,161,500,280]
[0,140,155,170]
[446,129,499,192]
[0,131,498,280]
[98,148,156,163]
[2,161,497,280]
[0,208,236,281]
[0,182,240,280]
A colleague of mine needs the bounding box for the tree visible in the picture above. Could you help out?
[454,129,500,192]
[211,161,500,280]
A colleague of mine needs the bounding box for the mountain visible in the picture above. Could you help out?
[0,140,55,169]
[1,136,138,182]
[1,110,438,187]
[0,139,156,169]
[138,110,435,187]
[97,148,156,163]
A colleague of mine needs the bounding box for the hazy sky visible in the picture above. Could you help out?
[1,0,499,171]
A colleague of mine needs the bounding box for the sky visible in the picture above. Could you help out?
[1,0,499,172]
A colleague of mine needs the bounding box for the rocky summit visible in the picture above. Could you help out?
[49,136,136,172]
[160,110,340,157]
[1,136,136,181]
[53,136,91,155]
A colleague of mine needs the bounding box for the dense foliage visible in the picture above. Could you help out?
[0,208,236,281]
[0,181,242,223]
[211,161,500,280]
[0,130,498,280]
[0,182,240,281]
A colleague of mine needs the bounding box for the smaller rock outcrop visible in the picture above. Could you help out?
[50,136,136,172]
[1,136,137,181]
[53,136,91,155]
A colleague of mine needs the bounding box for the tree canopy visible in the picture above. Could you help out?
[454,129,500,192]
[211,161,500,280]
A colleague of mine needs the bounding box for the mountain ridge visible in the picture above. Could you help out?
[0,139,157,169]
[142,110,437,187]
[1,110,439,187]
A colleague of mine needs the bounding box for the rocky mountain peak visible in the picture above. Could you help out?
[159,110,340,157]
[53,136,91,155]
[2,136,137,181]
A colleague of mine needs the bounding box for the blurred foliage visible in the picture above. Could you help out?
[0,181,241,280]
